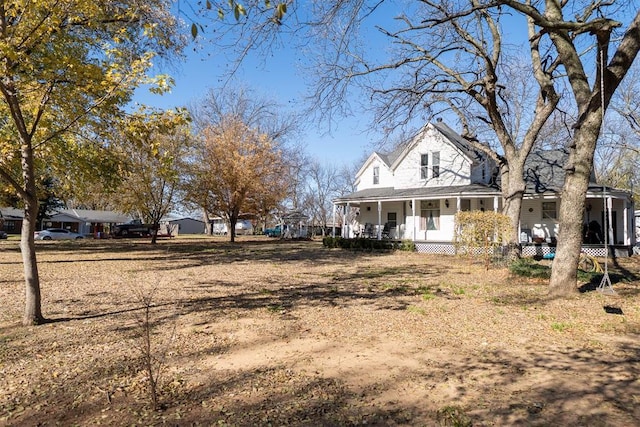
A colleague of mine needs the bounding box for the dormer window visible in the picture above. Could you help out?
[420,152,440,179]
[373,166,379,185]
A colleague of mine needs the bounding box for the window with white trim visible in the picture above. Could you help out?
[420,201,440,230]
[420,154,428,179]
[542,202,557,219]
[432,151,440,178]
[420,152,440,179]
[373,166,379,185]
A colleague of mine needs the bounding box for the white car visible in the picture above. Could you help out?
[35,228,84,240]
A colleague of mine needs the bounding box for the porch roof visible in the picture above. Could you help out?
[334,183,501,204]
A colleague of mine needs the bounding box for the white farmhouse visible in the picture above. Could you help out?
[333,121,636,256]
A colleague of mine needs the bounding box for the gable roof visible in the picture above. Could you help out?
[387,121,487,171]
[0,207,131,223]
[0,207,24,219]
[431,121,487,163]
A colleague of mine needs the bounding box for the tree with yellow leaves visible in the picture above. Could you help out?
[189,115,289,242]
[114,108,192,244]
[0,0,183,325]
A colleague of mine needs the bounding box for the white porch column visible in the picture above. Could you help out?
[623,201,629,245]
[377,201,382,240]
[606,196,614,244]
[412,198,416,241]
[345,203,350,238]
[332,204,336,237]
[493,196,499,212]
[456,197,461,211]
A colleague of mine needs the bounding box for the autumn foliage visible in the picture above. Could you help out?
[453,210,512,268]
[190,116,289,242]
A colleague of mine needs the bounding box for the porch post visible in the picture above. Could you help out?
[345,203,350,238]
[377,201,382,240]
[456,197,461,211]
[623,200,629,246]
[412,198,416,241]
[332,204,336,237]
[606,196,614,245]
[493,196,499,212]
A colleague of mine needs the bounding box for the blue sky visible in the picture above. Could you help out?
[132,35,376,168]
[132,3,535,168]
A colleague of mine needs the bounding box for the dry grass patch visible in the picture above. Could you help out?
[1,236,639,425]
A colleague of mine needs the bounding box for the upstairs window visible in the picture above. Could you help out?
[373,166,379,185]
[420,152,440,179]
[432,151,440,178]
[420,154,429,179]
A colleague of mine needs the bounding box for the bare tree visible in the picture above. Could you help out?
[595,123,640,206]
[500,2,640,296]
[305,160,341,236]
[209,1,640,295]
[596,91,640,206]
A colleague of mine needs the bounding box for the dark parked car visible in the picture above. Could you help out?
[0,230,7,239]
[111,222,154,238]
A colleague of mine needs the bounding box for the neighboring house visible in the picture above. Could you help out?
[209,216,228,235]
[1,207,131,236]
[0,207,25,234]
[45,209,131,236]
[333,121,636,256]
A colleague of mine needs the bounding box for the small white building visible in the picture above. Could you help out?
[162,214,206,235]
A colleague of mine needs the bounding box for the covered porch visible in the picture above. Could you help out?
[333,185,636,256]
[332,184,502,242]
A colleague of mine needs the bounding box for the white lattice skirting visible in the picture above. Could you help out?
[415,242,623,257]
[415,242,457,255]
[414,243,506,256]
[521,245,609,258]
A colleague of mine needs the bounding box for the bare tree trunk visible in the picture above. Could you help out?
[21,146,44,325]
[150,222,159,244]
[202,209,212,235]
[549,125,598,296]
[500,163,526,256]
[229,215,237,243]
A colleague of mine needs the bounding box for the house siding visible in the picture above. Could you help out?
[520,198,559,241]
[394,129,472,189]
[357,158,394,191]
[470,159,495,185]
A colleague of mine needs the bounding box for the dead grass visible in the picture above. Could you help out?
[1,236,639,426]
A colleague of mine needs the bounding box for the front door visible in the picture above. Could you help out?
[387,212,397,238]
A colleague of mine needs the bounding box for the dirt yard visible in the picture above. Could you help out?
[0,236,639,426]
